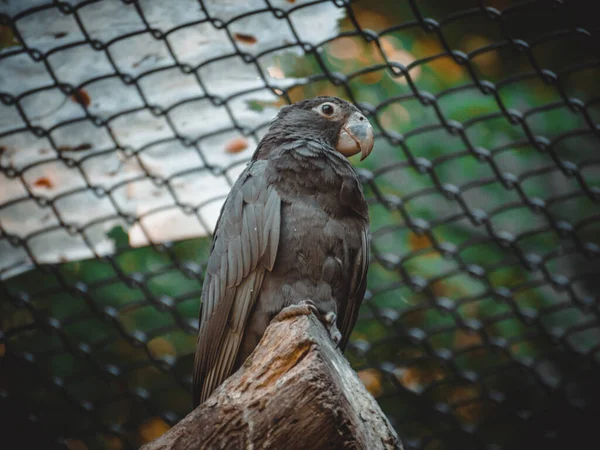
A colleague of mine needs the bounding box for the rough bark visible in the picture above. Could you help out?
[141,308,403,450]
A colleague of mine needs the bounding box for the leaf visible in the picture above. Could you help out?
[33,177,53,189]
[396,365,446,393]
[71,88,91,107]
[148,337,176,359]
[357,368,383,397]
[139,417,171,443]
[408,231,432,252]
[234,33,257,45]
[454,329,483,351]
[461,35,500,75]
[413,39,465,84]
[224,136,249,154]
[447,386,484,424]
[0,25,20,49]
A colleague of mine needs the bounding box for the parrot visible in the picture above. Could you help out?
[192,96,374,407]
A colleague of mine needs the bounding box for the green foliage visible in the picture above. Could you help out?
[3,227,212,446]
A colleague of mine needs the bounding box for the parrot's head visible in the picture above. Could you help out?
[256,96,374,161]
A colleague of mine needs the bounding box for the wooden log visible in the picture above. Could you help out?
[141,307,403,450]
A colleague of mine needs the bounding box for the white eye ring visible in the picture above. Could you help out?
[320,103,335,116]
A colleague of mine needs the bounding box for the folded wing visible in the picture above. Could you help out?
[192,160,281,406]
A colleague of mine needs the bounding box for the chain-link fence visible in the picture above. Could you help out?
[1,0,599,449]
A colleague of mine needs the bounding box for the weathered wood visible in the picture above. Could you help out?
[142,307,403,450]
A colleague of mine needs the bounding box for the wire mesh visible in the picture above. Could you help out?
[1,0,599,449]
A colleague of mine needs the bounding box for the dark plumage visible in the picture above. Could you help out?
[192,96,374,406]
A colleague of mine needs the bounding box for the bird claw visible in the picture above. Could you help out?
[274,301,341,347]
[273,300,318,323]
[321,311,342,348]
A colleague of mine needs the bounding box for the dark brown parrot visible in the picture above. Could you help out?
[192,96,374,406]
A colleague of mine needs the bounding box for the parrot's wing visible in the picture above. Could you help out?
[192,160,281,406]
[339,224,370,351]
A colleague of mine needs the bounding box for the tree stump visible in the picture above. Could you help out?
[141,308,403,450]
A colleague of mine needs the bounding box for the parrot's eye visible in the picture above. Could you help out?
[312,102,339,118]
[320,103,335,116]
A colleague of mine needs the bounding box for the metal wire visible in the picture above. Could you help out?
[1,0,599,449]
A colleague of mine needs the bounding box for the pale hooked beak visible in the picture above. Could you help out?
[336,111,375,161]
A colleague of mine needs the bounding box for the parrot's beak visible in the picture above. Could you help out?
[336,112,375,161]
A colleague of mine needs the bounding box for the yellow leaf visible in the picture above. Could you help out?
[413,39,465,83]
[461,35,500,76]
[397,365,446,391]
[454,329,482,349]
[447,386,484,424]
[139,417,170,443]
[148,337,176,359]
[397,367,418,391]
[0,25,20,49]
[357,368,383,397]
[408,231,432,252]
[412,38,446,64]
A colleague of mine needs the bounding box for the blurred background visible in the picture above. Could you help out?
[1,0,599,449]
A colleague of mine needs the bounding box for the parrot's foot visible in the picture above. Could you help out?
[322,311,342,347]
[273,300,319,323]
[274,301,342,347]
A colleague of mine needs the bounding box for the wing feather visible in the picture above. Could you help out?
[240,214,251,277]
[263,192,281,270]
[339,225,370,351]
[219,250,227,284]
[192,161,281,406]
[226,238,239,287]
[246,205,260,269]
[201,270,265,402]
